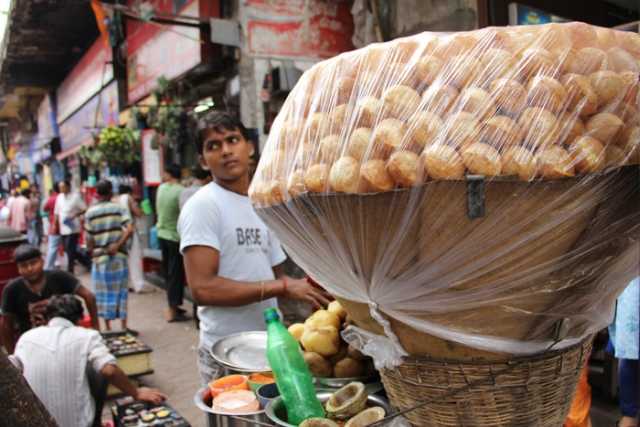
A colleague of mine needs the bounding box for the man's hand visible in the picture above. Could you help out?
[106,243,119,256]
[135,387,167,405]
[283,278,332,309]
[28,299,49,327]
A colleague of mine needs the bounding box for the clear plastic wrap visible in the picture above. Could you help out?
[249,23,640,361]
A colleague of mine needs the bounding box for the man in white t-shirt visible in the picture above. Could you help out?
[178,112,330,390]
[54,180,87,274]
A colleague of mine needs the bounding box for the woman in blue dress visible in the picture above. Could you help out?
[609,277,639,427]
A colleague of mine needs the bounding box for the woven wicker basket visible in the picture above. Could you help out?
[379,337,593,427]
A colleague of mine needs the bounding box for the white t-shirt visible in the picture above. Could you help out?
[178,181,287,349]
[54,192,87,235]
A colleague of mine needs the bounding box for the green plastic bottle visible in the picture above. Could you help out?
[264,308,325,425]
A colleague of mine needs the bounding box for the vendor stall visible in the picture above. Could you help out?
[246,22,640,427]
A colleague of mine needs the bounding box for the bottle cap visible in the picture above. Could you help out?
[263,308,279,322]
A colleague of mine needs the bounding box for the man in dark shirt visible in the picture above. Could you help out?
[0,244,98,353]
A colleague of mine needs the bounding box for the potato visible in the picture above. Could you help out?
[301,326,340,357]
[305,310,342,330]
[288,323,306,342]
[329,156,361,194]
[561,74,599,117]
[304,164,330,193]
[501,146,536,181]
[586,113,624,145]
[423,145,465,180]
[333,357,365,378]
[536,146,575,179]
[347,345,366,361]
[328,344,350,365]
[304,352,333,378]
[327,300,347,320]
[461,143,502,177]
[387,151,421,188]
[569,136,605,174]
[590,71,625,105]
[489,78,527,116]
[360,160,395,192]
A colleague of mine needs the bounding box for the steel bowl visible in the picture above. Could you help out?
[265,391,391,427]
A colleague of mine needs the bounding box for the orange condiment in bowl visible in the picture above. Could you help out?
[208,374,249,398]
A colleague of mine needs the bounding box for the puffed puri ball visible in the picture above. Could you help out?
[422,145,466,180]
[382,85,422,120]
[329,156,361,194]
[461,143,502,177]
[360,159,395,192]
[501,146,536,181]
[387,151,421,187]
[568,136,606,174]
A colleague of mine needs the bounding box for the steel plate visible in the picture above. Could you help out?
[210,331,270,373]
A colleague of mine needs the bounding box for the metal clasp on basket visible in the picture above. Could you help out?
[466,174,486,219]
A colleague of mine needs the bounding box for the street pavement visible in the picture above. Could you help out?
[74,271,619,427]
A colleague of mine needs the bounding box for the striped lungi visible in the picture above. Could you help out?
[91,257,129,320]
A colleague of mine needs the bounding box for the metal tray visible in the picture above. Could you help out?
[266,391,391,427]
[210,331,270,373]
[193,387,266,417]
[314,374,380,389]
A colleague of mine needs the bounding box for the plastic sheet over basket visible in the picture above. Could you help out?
[248,22,640,360]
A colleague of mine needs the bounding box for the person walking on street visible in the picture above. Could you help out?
[156,165,188,322]
[115,185,147,293]
[8,189,32,234]
[54,180,88,274]
[27,184,42,246]
[178,111,330,412]
[11,294,166,427]
[179,165,211,210]
[85,180,134,332]
[43,184,61,270]
[609,277,639,427]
